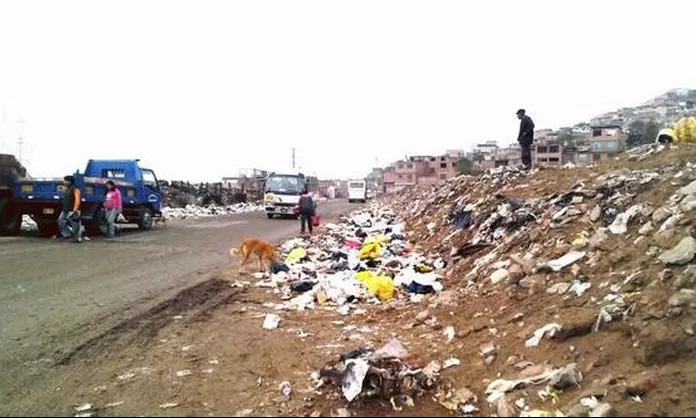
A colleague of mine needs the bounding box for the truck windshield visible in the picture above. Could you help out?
[349,182,365,189]
[265,175,303,194]
[142,169,159,190]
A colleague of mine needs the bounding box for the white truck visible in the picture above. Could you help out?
[347,179,367,203]
[263,171,318,219]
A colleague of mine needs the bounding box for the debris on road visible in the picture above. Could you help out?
[162,202,264,219]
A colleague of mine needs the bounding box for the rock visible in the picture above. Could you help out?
[554,309,596,341]
[484,355,496,365]
[652,207,673,223]
[490,269,509,284]
[507,264,525,284]
[572,195,584,204]
[680,194,696,212]
[495,396,516,417]
[332,408,351,417]
[659,269,674,282]
[623,373,657,397]
[678,179,696,196]
[653,229,676,247]
[567,208,584,216]
[415,310,430,323]
[658,237,696,265]
[547,282,571,294]
[589,229,609,250]
[640,204,655,218]
[674,266,696,290]
[635,321,696,366]
[638,222,654,235]
[567,403,589,417]
[548,363,582,390]
[505,355,520,366]
[479,342,497,357]
[589,403,615,417]
[668,289,696,308]
[590,205,602,222]
[518,364,546,378]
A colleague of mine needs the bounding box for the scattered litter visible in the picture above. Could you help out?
[279,381,292,397]
[262,313,281,330]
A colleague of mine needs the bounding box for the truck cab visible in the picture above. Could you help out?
[263,172,318,219]
[11,159,164,237]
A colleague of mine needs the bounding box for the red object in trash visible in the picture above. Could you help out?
[311,216,320,227]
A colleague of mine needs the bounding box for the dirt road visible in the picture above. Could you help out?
[0,200,355,416]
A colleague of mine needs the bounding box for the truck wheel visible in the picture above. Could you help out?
[0,198,21,236]
[138,207,153,230]
[266,213,274,219]
[37,221,59,238]
[85,206,105,237]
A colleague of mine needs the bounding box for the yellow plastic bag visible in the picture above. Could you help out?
[415,263,433,273]
[358,243,380,259]
[355,271,396,301]
[675,116,696,144]
[286,247,307,264]
[363,235,391,245]
[358,241,383,260]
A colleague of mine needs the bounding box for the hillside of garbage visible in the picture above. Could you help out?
[249,143,696,417]
[377,143,696,416]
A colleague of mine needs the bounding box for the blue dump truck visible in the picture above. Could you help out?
[0,158,164,237]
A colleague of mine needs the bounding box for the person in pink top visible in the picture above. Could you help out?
[104,180,123,238]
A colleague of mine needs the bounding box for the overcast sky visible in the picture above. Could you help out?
[0,0,694,182]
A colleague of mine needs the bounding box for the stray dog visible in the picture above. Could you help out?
[229,238,277,274]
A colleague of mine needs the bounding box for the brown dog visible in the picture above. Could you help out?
[229,238,277,274]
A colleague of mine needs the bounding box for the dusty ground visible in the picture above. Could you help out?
[0,200,358,417]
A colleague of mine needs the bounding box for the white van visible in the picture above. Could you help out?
[347,180,367,203]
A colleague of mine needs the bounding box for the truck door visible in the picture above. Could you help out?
[141,169,163,212]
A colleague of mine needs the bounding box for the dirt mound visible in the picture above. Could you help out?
[58,278,241,365]
[375,143,696,416]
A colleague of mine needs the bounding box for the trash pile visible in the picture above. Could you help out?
[365,143,696,416]
[316,339,439,406]
[255,206,448,313]
[162,202,264,219]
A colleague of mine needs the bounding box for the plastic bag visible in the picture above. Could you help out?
[286,247,307,264]
[355,270,395,301]
[358,241,382,260]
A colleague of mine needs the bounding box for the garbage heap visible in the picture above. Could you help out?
[253,206,451,405]
[257,206,448,311]
[371,142,696,416]
[162,202,264,219]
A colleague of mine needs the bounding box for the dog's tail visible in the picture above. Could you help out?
[228,247,240,260]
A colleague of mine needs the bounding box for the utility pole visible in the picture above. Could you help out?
[291,147,296,169]
[17,118,25,163]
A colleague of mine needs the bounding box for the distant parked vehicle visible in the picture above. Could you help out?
[347,180,367,203]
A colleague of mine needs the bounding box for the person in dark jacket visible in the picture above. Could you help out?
[57,175,83,242]
[298,189,315,235]
[516,109,535,170]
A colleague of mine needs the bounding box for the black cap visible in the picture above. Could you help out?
[516,109,525,115]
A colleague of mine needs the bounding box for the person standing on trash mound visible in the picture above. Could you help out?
[516,108,535,170]
[298,188,315,236]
